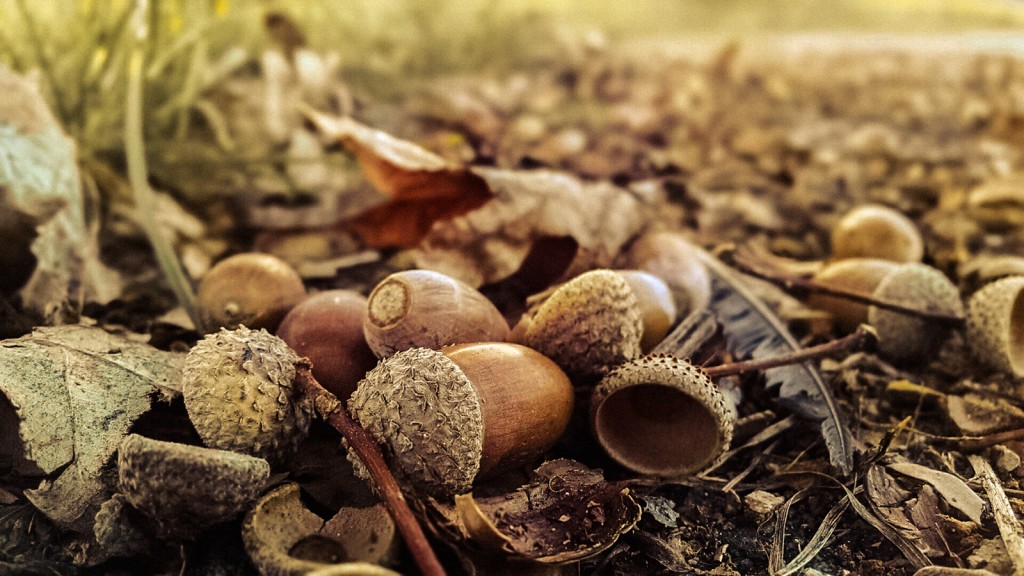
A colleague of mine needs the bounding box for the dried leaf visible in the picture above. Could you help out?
[306,111,493,248]
[0,66,120,320]
[888,461,984,525]
[696,249,854,475]
[453,459,641,563]
[0,326,184,532]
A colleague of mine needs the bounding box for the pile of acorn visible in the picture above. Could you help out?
[113,203,1024,571]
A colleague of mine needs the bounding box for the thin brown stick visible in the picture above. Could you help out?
[723,250,965,328]
[294,360,446,576]
[704,325,876,378]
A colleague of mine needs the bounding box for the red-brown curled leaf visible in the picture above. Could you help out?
[306,111,493,248]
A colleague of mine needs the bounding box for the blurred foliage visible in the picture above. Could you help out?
[0,0,1021,176]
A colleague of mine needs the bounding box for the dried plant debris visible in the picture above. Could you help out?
[0,66,120,321]
[0,325,183,533]
[310,113,648,287]
[450,459,641,563]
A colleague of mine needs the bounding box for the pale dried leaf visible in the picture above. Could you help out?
[888,461,984,525]
[0,66,120,320]
[0,326,184,532]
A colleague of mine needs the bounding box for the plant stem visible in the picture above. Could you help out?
[704,325,875,378]
[724,249,965,328]
[125,0,200,326]
[294,360,447,576]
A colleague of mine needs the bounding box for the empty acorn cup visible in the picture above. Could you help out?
[967,275,1024,378]
[590,355,734,477]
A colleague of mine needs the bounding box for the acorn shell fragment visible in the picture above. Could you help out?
[867,263,964,363]
[183,327,313,465]
[591,355,734,477]
[967,275,1024,377]
[524,269,643,378]
[117,434,270,539]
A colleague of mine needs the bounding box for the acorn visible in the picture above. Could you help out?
[966,276,1024,377]
[182,326,313,466]
[363,270,510,358]
[590,355,734,477]
[830,204,923,263]
[624,230,712,316]
[117,434,270,539]
[197,252,306,332]
[867,263,965,363]
[617,270,678,353]
[277,290,378,400]
[806,258,901,332]
[523,269,643,379]
[347,342,574,498]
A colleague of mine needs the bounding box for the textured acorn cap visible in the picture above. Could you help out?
[183,327,313,465]
[348,347,484,498]
[868,263,965,363]
[967,276,1024,377]
[591,355,733,477]
[524,269,643,379]
[117,434,270,539]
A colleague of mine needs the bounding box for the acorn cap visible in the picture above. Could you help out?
[182,327,313,465]
[524,269,643,379]
[348,347,484,497]
[591,355,734,477]
[967,275,1024,377]
[117,434,270,539]
[867,263,964,363]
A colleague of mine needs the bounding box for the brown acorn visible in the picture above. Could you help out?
[196,252,306,332]
[523,269,644,379]
[624,230,712,316]
[617,270,678,353]
[590,355,734,477]
[363,270,510,358]
[347,342,574,497]
[966,276,1024,377]
[277,290,378,400]
[830,204,923,263]
[806,258,901,332]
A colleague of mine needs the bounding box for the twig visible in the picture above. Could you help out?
[294,360,447,576]
[704,325,876,379]
[723,249,965,327]
[969,454,1024,575]
[125,0,200,326]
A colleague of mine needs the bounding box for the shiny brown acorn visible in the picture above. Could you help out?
[590,355,734,477]
[624,230,712,317]
[277,290,378,400]
[196,252,306,333]
[347,342,574,498]
[830,204,924,263]
[362,270,510,358]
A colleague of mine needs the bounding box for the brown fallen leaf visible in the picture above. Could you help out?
[306,111,493,248]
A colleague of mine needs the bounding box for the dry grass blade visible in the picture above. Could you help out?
[969,454,1024,574]
[777,494,850,576]
[769,488,809,573]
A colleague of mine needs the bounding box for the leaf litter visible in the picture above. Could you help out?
[6,10,1024,576]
